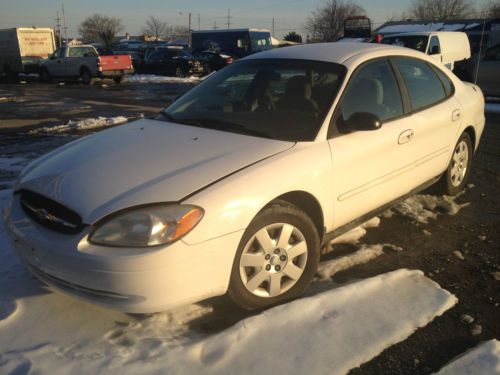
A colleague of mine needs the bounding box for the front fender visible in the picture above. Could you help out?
[181,141,334,245]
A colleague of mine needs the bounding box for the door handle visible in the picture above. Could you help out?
[452,109,461,122]
[398,129,414,145]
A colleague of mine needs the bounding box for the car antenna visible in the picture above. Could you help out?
[474,17,487,85]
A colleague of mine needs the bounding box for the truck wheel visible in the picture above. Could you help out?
[80,68,94,85]
[39,68,51,83]
[113,76,123,84]
[228,200,320,310]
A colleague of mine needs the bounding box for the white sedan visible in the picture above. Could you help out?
[3,43,484,312]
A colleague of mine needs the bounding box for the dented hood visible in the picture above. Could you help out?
[18,119,294,223]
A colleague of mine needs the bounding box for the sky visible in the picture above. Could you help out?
[0,0,491,39]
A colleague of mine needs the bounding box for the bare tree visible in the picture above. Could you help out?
[306,0,366,42]
[479,0,500,18]
[408,0,475,20]
[142,16,168,40]
[78,14,124,47]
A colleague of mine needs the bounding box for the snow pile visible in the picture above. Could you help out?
[485,103,500,114]
[331,216,380,245]
[435,340,500,375]
[124,74,200,84]
[0,97,17,102]
[29,116,129,134]
[0,157,31,173]
[392,193,469,224]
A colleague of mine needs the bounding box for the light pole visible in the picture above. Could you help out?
[179,12,192,47]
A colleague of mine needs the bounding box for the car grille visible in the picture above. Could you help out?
[19,189,83,234]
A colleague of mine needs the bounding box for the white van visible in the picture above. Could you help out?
[381,31,471,70]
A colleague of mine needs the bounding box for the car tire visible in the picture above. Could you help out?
[80,68,94,85]
[228,200,320,310]
[39,67,51,83]
[436,132,473,196]
[175,67,186,78]
[113,76,123,84]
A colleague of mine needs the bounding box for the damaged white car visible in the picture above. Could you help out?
[3,43,485,312]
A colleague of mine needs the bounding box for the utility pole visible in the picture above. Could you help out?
[227,8,231,29]
[188,12,192,48]
[55,11,62,47]
[198,14,200,30]
[272,18,275,37]
[213,21,218,30]
[62,4,68,45]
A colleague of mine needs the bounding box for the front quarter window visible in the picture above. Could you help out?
[162,59,346,141]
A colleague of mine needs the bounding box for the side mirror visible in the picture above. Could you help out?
[429,45,440,55]
[344,112,382,132]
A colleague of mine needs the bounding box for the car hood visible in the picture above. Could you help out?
[18,119,294,224]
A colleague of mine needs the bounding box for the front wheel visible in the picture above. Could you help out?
[228,201,320,310]
[436,132,473,196]
[175,67,186,78]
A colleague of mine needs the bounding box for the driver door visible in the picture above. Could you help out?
[328,58,416,228]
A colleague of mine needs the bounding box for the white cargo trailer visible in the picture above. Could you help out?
[0,27,55,77]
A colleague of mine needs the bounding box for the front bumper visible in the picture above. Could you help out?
[3,193,242,313]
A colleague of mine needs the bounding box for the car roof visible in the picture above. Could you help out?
[243,42,420,65]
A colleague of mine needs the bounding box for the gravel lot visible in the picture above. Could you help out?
[0,80,498,374]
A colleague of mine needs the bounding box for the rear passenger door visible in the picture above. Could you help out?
[392,57,461,183]
[328,58,417,228]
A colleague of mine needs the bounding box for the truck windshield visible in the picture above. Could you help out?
[381,35,429,53]
[160,59,346,142]
[250,32,272,51]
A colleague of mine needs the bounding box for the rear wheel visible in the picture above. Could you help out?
[228,201,320,310]
[80,68,94,85]
[436,132,473,196]
[113,76,123,84]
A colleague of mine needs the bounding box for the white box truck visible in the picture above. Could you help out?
[0,27,56,77]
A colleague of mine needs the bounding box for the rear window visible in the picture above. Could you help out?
[394,57,447,111]
[381,35,429,53]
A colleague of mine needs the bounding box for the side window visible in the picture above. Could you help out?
[68,47,83,57]
[432,66,454,96]
[54,48,64,58]
[394,57,447,111]
[428,36,441,55]
[337,59,403,125]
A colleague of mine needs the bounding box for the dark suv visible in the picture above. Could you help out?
[143,47,206,77]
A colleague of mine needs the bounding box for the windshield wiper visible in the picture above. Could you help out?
[176,117,272,138]
[156,111,176,122]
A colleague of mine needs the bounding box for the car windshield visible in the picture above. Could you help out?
[161,59,346,141]
[381,35,429,52]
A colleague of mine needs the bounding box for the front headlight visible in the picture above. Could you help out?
[89,204,203,247]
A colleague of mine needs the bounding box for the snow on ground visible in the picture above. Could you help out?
[29,116,129,134]
[0,156,31,173]
[435,340,500,375]
[391,193,469,224]
[0,97,17,102]
[331,216,381,245]
[486,103,500,114]
[0,216,457,375]
[124,74,200,84]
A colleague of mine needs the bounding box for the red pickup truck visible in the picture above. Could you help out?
[40,45,133,84]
